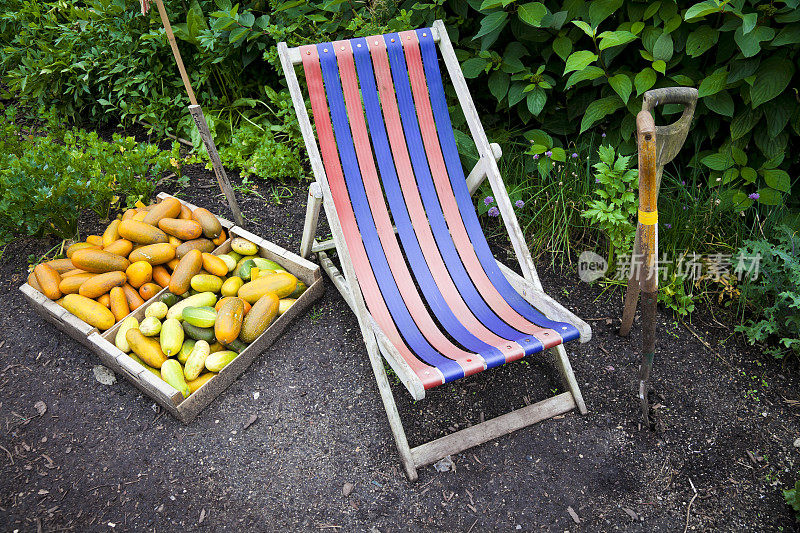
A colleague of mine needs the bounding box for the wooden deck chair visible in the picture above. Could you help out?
[278,20,591,481]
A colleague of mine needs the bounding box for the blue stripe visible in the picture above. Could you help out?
[415,29,581,343]
[383,34,548,356]
[316,43,465,382]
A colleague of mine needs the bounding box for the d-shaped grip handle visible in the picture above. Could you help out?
[642,87,698,112]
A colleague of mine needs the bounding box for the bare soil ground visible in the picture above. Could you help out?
[1,161,798,532]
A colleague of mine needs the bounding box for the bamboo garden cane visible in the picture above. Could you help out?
[619,87,697,424]
[145,0,245,227]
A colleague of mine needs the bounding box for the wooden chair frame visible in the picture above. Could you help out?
[278,20,590,480]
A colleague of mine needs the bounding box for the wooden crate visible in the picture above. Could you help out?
[20,196,323,422]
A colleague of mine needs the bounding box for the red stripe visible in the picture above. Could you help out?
[399,31,560,349]
[300,45,443,389]
[333,39,485,376]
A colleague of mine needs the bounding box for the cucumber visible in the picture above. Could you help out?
[221,276,244,297]
[157,291,180,308]
[231,237,258,256]
[252,257,286,272]
[217,254,237,273]
[160,318,184,357]
[205,350,238,372]
[126,329,167,368]
[115,316,139,353]
[145,301,169,319]
[166,292,218,320]
[182,323,216,343]
[190,274,223,293]
[278,298,296,316]
[227,251,242,263]
[288,281,307,299]
[236,259,256,281]
[160,359,191,398]
[139,316,162,336]
[225,338,249,354]
[184,340,210,381]
[187,372,215,393]
[182,306,217,328]
[178,339,196,364]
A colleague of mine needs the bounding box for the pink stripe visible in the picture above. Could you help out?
[300,45,443,389]
[333,40,485,376]
[399,31,560,349]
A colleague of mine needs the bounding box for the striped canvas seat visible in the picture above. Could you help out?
[298,30,581,391]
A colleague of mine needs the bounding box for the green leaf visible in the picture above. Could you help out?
[572,20,595,38]
[565,66,605,88]
[508,82,527,106]
[634,68,657,96]
[701,152,734,171]
[704,91,734,117]
[652,60,666,74]
[652,33,673,61]
[488,71,510,100]
[462,58,487,78]
[228,26,248,43]
[550,147,566,161]
[772,23,800,46]
[552,36,572,61]
[734,25,775,58]
[598,30,637,50]
[475,11,509,39]
[741,13,757,35]
[580,95,624,133]
[741,167,757,182]
[518,2,548,27]
[563,50,598,74]
[750,57,794,108]
[684,1,721,20]
[698,67,728,98]
[588,0,623,28]
[608,74,632,104]
[524,129,553,147]
[686,25,718,57]
[503,42,528,72]
[763,169,791,193]
[479,0,503,9]
[730,109,762,140]
[731,145,747,166]
[757,188,783,206]
[526,87,547,115]
[643,2,661,20]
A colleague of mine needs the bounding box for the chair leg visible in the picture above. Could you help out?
[300,182,323,259]
[366,342,419,481]
[551,344,587,415]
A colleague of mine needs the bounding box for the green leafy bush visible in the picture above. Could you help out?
[449,0,799,208]
[735,226,800,358]
[581,144,638,264]
[785,475,800,520]
[0,107,180,245]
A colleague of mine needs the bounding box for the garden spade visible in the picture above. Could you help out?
[143,0,244,227]
[619,87,697,425]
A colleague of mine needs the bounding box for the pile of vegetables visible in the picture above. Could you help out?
[114,235,305,397]
[27,197,306,397]
[28,197,229,328]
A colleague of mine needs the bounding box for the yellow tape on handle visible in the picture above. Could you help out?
[638,209,658,225]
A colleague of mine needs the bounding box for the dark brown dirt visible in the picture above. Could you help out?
[1,162,799,532]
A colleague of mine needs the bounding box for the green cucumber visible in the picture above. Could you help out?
[182,306,217,328]
[182,322,216,343]
[178,339,196,364]
[166,292,218,320]
[160,318,184,357]
[161,359,191,398]
[205,350,238,372]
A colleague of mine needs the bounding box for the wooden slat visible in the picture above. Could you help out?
[410,392,575,468]
[300,182,323,258]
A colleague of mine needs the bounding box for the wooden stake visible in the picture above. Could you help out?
[152,0,244,226]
